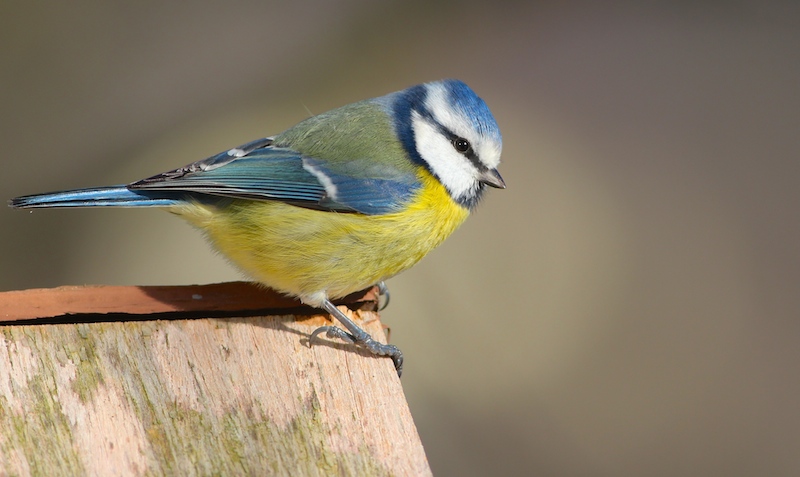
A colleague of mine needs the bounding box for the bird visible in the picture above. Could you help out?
[9,79,505,376]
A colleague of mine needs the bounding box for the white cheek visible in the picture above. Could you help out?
[412,113,477,199]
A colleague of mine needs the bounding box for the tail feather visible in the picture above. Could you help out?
[9,186,183,209]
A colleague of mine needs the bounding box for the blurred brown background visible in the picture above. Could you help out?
[2,1,799,475]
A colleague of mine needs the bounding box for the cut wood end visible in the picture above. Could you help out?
[0,282,380,323]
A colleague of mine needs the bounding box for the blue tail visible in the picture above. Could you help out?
[9,186,184,209]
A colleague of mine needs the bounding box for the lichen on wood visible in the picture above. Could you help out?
[0,285,431,476]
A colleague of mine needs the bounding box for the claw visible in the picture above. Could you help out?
[377,281,391,311]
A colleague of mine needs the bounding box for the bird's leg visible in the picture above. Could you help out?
[377,281,391,311]
[310,298,403,376]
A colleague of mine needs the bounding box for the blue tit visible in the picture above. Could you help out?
[9,79,505,376]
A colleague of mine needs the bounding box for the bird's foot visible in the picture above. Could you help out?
[311,300,404,376]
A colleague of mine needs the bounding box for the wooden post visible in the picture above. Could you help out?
[0,282,431,476]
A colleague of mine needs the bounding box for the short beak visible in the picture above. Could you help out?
[479,168,506,189]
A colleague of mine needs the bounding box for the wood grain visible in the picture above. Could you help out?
[0,283,430,476]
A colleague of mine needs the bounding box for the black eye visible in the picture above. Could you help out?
[453,138,471,154]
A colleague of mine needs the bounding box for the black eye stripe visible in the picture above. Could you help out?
[437,124,482,167]
[412,105,485,171]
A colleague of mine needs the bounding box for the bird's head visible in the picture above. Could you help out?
[388,79,504,210]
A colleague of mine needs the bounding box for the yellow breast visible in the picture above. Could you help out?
[173,170,469,304]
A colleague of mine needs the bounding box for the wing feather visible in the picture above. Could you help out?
[129,140,419,215]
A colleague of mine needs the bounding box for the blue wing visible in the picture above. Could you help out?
[129,138,420,215]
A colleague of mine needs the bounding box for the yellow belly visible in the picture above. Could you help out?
[173,170,469,305]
